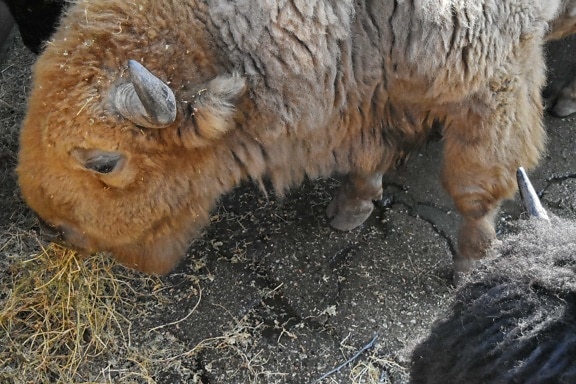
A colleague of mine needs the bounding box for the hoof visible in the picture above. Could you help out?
[550,79,576,117]
[551,96,576,117]
[327,172,382,231]
[326,196,374,231]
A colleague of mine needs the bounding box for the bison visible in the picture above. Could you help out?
[546,0,576,117]
[0,1,13,51]
[410,169,576,384]
[0,0,66,54]
[15,0,576,275]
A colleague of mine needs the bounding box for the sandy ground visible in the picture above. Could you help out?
[0,29,575,383]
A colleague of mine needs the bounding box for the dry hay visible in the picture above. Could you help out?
[3,240,126,382]
[0,230,291,383]
[0,233,170,383]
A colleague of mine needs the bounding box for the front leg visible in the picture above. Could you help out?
[441,36,547,281]
[454,210,498,277]
[442,146,514,284]
[327,172,383,231]
[442,116,544,283]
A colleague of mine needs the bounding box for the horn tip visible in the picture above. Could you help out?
[516,167,550,221]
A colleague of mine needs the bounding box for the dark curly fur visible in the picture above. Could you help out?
[411,216,576,384]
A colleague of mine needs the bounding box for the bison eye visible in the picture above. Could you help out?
[85,154,121,174]
[72,148,124,175]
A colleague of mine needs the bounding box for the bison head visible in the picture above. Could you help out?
[17,9,247,274]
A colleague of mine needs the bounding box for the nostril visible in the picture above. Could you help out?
[36,216,65,244]
[35,216,92,252]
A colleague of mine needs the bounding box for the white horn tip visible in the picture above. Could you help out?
[517,167,550,221]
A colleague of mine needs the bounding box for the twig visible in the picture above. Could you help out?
[314,333,379,383]
[147,285,202,333]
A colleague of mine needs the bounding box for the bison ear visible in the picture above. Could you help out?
[189,73,246,141]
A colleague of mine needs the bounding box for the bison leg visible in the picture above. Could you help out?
[441,123,521,282]
[442,163,507,284]
[441,36,546,281]
[442,119,542,283]
[454,210,498,278]
[327,172,383,231]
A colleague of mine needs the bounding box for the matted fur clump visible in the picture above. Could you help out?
[410,216,576,384]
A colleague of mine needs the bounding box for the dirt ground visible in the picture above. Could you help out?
[0,29,575,384]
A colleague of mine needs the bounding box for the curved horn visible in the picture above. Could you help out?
[517,167,550,221]
[112,60,176,128]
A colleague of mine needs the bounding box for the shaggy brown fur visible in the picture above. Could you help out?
[16,0,568,274]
